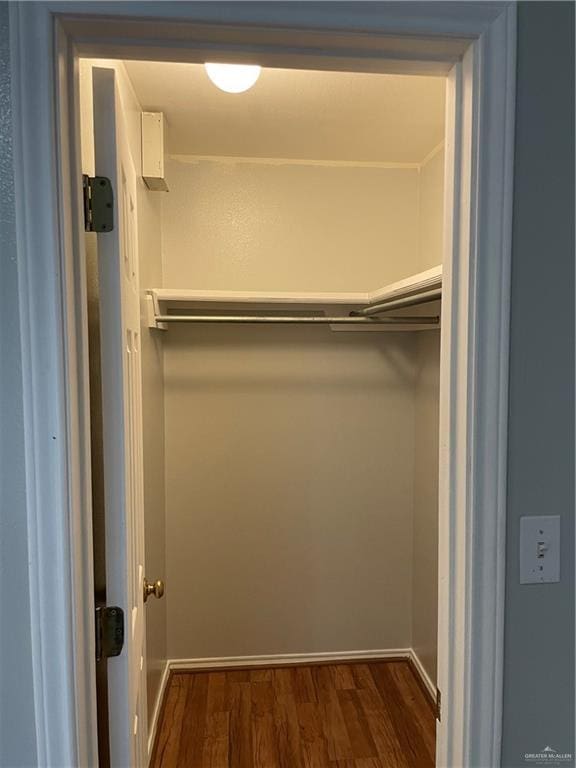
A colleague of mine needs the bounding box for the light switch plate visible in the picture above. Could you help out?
[520,515,560,584]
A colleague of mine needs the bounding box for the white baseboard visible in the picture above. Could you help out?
[168,648,411,672]
[166,648,436,704]
[408,649,437,703]
[147,660,170,765]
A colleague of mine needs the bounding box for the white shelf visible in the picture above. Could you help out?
[367,264,442,305]
[146,265,442,332]
[148,288,369,307]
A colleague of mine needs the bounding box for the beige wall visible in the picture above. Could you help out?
[411,331,440,683]
[161,158,424,659]
[161,157,420,292]
[164,325,416,658]
[80,60,167,728]
[418,147,445,271]
[411,144,443,684]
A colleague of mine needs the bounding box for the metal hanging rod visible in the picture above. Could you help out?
[353,288,442,317]
[155,314,440,325]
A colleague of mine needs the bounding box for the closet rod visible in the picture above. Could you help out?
[354,288,442,316]
[156,314,440,325]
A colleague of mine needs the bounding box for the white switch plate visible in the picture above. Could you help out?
[520,515,560,584]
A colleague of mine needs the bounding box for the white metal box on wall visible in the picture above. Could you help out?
[142,111,168,191]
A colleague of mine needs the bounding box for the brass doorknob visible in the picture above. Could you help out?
[143,578,165,602]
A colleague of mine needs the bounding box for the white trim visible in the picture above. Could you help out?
[148,287,370,307]
[54,21,100,767]
[420,140,445,170]
[164,649,432,691]
[168,648,411,672]
[161,650,434,703]
[9,5,515,768]
[409,650,437,704]
[436,61,459,767]
[466,8,516,765]
[368,265,442,304]
[146,661,170,765]
[436,7,516,768]
[60,12,477,77]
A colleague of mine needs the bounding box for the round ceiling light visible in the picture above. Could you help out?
[204,62,261,94]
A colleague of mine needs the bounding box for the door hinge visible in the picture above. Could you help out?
[436,687,442,721]
[83,174,114,233]
[95,606,124,661]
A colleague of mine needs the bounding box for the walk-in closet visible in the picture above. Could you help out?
[81,57,445,767]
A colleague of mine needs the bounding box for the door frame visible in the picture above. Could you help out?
[9,3,516,766]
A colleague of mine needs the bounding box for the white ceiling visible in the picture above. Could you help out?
[124,61,445,164]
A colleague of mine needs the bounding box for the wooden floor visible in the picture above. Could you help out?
[151,661,436,768]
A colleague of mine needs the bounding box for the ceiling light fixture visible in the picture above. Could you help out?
[204,62,261,94]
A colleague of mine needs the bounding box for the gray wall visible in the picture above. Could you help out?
[0,3,38,766]
[501,3,575,767]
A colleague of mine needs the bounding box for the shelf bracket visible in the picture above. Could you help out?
[146,292,167,330]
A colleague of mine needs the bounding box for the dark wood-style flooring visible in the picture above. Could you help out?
[151,660,436,768]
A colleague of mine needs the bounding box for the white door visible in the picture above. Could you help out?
[93,66,148,768]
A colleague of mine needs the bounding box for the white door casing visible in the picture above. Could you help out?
[93,66,148,767]
[9,4,515,767]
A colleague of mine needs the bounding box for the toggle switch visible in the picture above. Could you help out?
[520,515,560,584]
[536,541,548,558]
